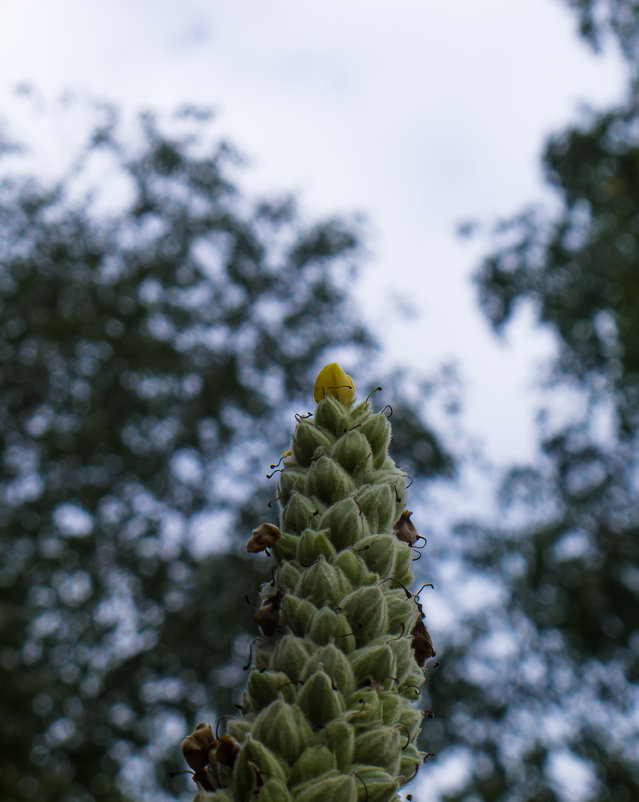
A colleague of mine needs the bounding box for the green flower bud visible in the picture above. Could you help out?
[252,700,313,765]
[349,643,396,686]
[271,532,299,562]
[355,483,396,533]
[296,528,336,565]
[359,412,391,468]
[309,606,351,648]
[226,715,254,744]
[304,455,354,505]
[280,492,321,535]
[319,718,355,771]
[349,765,399,802]
[377,690,406,726]
[280,594,317,637]
[389,638,416,685]
[288,745,336,788]
[399,742,423,782]
[278,467,307,501]
[345,688,383,730]
[291,422,333,467]
[297,669,345,727]
[302,643,356,697]
[352,534,398,578]
[296,556,351,608]
[341,585,388,647]
[318,496,369,550]
[333,547,377,587]
[256,778,292,802]
[397,706,425,740]
[246,670,295,711]
[386,592,416,635]
[277,560,303,593]
[353,726,402,774]
[314,395,351,435]
[330,430,372,474]
[231,738,288,801]
[271,634,314,679]
[293,773,358,802]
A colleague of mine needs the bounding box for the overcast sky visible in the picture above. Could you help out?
[0,0,628,470]
[0,4,628,797]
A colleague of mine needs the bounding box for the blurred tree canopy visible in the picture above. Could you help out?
[0,97,454,802]
[426,3,639,799]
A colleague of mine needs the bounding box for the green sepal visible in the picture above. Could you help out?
[398,661,425,699]
[393,541,414,586]
[293,772,358,802]
[345,688,383,730]
[291,421,333,467]
[354,483,396,533]
[305,455,355,505]
[252,699,314,765]
[296,670,345,727]
[314,396,351,437]
[271,634,315,679]
[341,585,388,647]
[193,792,233,802]
[359,412,391,467]
[349,764,399,802]
[330,430,372,474]
[271,532,299,561]
[386,592,416,636]
[281,492,321,535]
[226,715,254,743]
[397,705,424,740]
[354,534,398,578]
[349,643,397,686]
[319,718,355,772]
[319,497,369,550]
[399,742,423,783]
[296,556,351,608]
[353,726,402,774]
[389,638,416,685]
[377,689,405,725]
[257,778,293,802]
[232,738,288,801]
[280,595,317,637]
[296,528,336,565]
[333,549,376,587]
[309,606,351,647]
[302,643,356,697]
[277,560,303,593]
[288,745,336,788]
[246,670,296,711]
[278,468,307,500]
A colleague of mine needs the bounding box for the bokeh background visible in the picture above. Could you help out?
[1,1,638,800]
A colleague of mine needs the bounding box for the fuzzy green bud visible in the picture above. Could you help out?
[251,700,313,765]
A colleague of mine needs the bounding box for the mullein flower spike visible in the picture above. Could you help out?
[183,363,435,802]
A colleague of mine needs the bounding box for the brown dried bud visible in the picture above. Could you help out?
[247,523,282,553]
[392,510,420,546]
[410,618,436,666]
[181,722,217,773]
[253,589,284,636]
[215,734,240,768]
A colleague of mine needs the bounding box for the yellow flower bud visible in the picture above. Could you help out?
[313,362,355,405]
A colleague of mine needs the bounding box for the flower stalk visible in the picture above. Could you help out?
[181,363,435,801]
